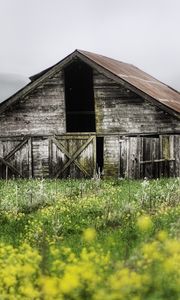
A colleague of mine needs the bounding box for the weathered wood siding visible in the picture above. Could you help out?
[0,71,66,136]
[94,70,180,134]
[94,70,180,178]
[103,134,180,178]
[103,136,120,177]
[32,137,49,178]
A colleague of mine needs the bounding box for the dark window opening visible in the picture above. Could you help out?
[96,137,104,173]
[64,59,95,132]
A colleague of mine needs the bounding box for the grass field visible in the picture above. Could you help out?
[0,177,179,299]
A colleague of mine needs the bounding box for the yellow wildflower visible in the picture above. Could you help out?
[20,282,39,298]
[60,269,80,294]
[156,230,168,242]
[83,228,96,242]
[137,215,152,231]
[165,239,180,254]
[40,276,59,298]
[3,275,16,287]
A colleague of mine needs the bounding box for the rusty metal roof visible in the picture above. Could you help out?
[77,50,180,114]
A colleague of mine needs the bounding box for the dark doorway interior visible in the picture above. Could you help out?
[96,137,104,173]
[64,59,95,132]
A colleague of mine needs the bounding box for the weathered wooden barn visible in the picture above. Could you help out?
[0,50,179,179]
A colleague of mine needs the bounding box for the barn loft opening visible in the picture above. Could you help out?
[64,59,96,132]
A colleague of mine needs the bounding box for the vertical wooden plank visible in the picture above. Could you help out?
[103,135,119,177]
[159,135,164,177]
[136,135,141,179]
[119,136,122,178]
[161,135,170,177]
[128,138,133,178]
[174,135,180,177]
[28,137,33,178]
[140,137,144,178]
[6,166,8,181]
[149,138,153,178]
[143,137,151,178]
[151,137,158,178]
[119,137,122,178]
[126,137,130,178]
[154,137,160,178]
[129,137,137,179]
[48,138,52,178]
[169,135,175,177]
[119,137,127,178]
[93,136,97,177]
[0,140,3,179]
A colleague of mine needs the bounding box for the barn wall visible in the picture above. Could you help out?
[0,71,66,136]
[0,65,179,179]
[93,70,180,134]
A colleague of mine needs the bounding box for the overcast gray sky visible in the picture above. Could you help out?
[0,0,179,101]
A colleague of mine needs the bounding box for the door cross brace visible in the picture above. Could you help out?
[0,137,29,178]
[50,136,94,178]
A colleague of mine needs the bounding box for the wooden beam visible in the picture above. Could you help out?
[0,157,24,178]
[140,158,175,164]
[4,137,28,161]
[0,132,179,140]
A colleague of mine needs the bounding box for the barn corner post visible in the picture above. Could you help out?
[0,49,179,179]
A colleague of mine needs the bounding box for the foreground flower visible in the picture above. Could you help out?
[137,215,152,231]
[83,228,97,242]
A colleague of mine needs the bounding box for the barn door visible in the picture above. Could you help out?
[49,135,96,178]
[140,135,175,178]
[119,137,140,179]
[0,136,32,179]
[119,135,176,179]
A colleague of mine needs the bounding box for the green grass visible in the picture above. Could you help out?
[0,177,179,299]
[0,177,179,251]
